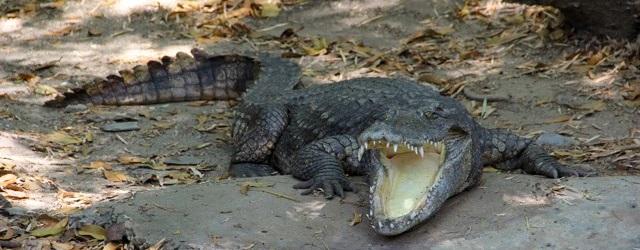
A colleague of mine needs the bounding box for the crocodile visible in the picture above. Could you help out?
[46,48,589,236]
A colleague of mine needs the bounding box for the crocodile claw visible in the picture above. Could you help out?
[293,176,355,199]
[547,164,595,178]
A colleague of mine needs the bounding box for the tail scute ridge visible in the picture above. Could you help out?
[45,48,261,107]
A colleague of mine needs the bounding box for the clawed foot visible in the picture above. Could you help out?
[293,175,356,199]
[229,163,277,177]
[538,164,596,178]
[517,145,597,178]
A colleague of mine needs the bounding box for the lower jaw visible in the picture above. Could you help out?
[374,149,442,217]
[368,154,447,235]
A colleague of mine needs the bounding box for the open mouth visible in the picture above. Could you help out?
[360,139,447,219]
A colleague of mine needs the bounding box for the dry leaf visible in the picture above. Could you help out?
[45,131,82,145]
[503,13,526,25]
[165,171,194,184]
[117,155,146,165]
[417,74,448,86]
[51,242,75,250]
[483,167,499,172]
[543,115,572,124]
[0,108,15,119]
[41,0,66,9]
[103,170,131,182]
[623,99,640,108]
[31,217,68,237]
[153,121,175,130]
[85,131,94,142]
[0,174,17,188]
[552,150,588,159]
[17,72,39,84]
[195,142,212,149]
[148,239,166,250]
[302,37,328,56]
[195,114,210,130]
[487,29,527,46]
[0,160,16,172]
[586,51,606,65]
[48,25,77,36]
[34,84,59,96]
[85,161,112,170]
[577,100,606,112]
[103,242,122,250]
[0,227,15,240]
[256,2,280,17]
[350,211,362,226]
[2,189,28,199]
[78,224,107,240]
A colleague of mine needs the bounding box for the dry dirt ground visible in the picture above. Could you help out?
[0,0,639,248]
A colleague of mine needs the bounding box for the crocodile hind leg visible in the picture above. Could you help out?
[291,135,361,199]
[229,105,287,177]
[481,128,591,178]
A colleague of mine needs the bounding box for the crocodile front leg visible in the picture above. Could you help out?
[292,135,361,199]
[229,104,287,177]
[481,128,590,178]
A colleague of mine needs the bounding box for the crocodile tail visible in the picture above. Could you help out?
[45,48,260,107]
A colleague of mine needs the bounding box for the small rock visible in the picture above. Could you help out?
[0,194,11,209]
[87,27,103,37]
[4,207,27,216]
[106,223,127,242]
[536,132,577,147]
[63,104,87,113]
[164,156,204,166]
[101,122,140,132]
[86,112,137,123]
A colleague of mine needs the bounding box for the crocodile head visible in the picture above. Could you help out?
[357,103,480,236]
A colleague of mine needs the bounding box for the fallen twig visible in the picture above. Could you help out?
[462,88,511,102]
[256,189,300,202]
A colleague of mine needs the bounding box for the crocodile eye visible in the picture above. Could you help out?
[424,111,434,118]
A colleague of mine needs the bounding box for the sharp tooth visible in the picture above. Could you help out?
[386,142,390,148]
[419,147,424,158]
[358,146,365,161]
[364,143,368,149]
[393,144,398,152]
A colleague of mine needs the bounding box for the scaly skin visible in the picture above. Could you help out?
[47,49,590,236]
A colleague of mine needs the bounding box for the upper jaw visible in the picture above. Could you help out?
[356,135,446,162]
